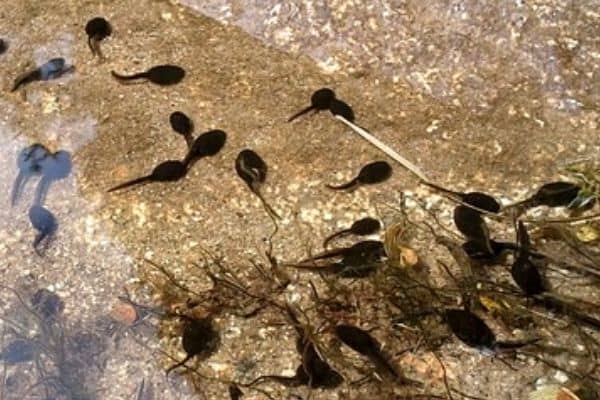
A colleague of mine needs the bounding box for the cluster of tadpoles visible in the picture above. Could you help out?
[11,143,72,255]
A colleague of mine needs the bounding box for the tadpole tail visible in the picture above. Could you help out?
[325,177,359,191]
[165,354,192,377]
[322,230,349,249]
[495,338,540,351]
[10,172,27,206]
[254,190,281,221]
[287,105,315,122]
[245,374,300,387]
[11,70,41,92]
[32,232,47,254]
[88,37,104,60]
[368,351,422,386]
[33,178,51,207]
[282,262,343,274]
[537,294,600,330]
[422,181,461,197]
[107,176,150,192]
[111,70,147,82]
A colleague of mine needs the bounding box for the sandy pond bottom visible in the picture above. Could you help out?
[0,1,599,399]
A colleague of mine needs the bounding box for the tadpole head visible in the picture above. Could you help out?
[462,192,501,213]
[533,181,580,208]
[350,217,381,235]
[335,324,378,356]
[357,161,392,184]
[188,130,227,159]
[329,98,355,122]
[444,309,496,350]
[31,288,64,320]
[453,205,490,242]
[85,17,112,40]
[28,205,58,234]
[310,88,336,110]
[181,317,220,358]
[235,149,267,187]
[169,111,194,136]
[147,65,185,85]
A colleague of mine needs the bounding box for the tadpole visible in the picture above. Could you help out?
[507,181,581,211]
[424,182,501,213]
[169,111,194,148]
[235,149,280,220]
[329,98,355,122]
[111,65,185,86]
[85,17,112,59]
[166,317,219,376]
[31,288,64,321]
[335,324,416,384]
[511,221,545,296]
[11,143,49,206]
[28,205,58,255]
[327,160,392,191]
[11,58,74,91]
[286,240,385,278]
[444,308,538,352]
[34,150,72,206]
[288,88,336,122]
[107,160,187,192]
[0,339,36,365]
[461,239,516,263]
[453,205,493,253]
[182,129,227,169]
[323,217,381,248]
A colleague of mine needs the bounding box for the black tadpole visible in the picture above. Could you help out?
[235,149,280,220]
[12,58,74,92]
[511,221,545,296]
[85,17,112,60]
[453,205,494,254]
[329,98,355,122]
[444,308,538,352]
[111,65,185,86]
[169,111,194,148]
[327,160,392,191]
[423,182,501,213]
[166,317,219,376]
[11,143,50,206]
[288,88,336,122]
[506,181,581,211]
[323,217,381,248]
[107,160,187,192]
[31,288,64,320]
[182,129,227,169]
[335,324,418,385]
[28,205,58,255]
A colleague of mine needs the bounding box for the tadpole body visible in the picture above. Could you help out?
[111,65,185,86]
[166,317,219,375]
[12,58,74,92]
[85,17,112,59]
[323,217,381,248]
[108,160,187,192]
[286,240,385,278]
[511,221,545,296]
[169,111,194,148]
[335,324,414,384]
[508,181,581,211]
[445,308,538,352]
[424,182,501,213]
[288,88,336,122]
[235,149,280,220]
[327,160,392,191]
[182,129,227,170]
[31,288,64,320]
[11,143,50,206]
[453,205,493,253]
[34,150,72,206]
[0,339,36,365]
[28,205,58,255]
[329,98,355,122]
